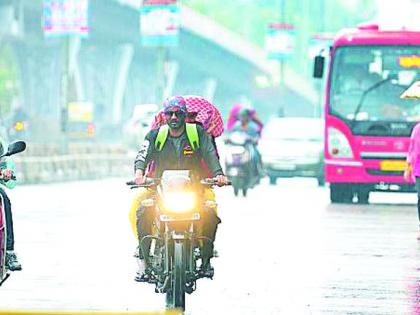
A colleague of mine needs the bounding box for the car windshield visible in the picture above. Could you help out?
[330,45,420,124]
[263,119,323,141]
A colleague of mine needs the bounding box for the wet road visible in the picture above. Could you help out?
[0,178,419,314]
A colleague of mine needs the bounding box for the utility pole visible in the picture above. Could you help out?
[60,37,70,153]
[279,0,286,114]
[157,46,167,104]
[314,0,324,118]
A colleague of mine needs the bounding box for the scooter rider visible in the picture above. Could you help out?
[232,108,263,177]
[0,137,21,271]
[133,95,228,281]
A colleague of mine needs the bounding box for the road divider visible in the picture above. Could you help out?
[12,143,136,184]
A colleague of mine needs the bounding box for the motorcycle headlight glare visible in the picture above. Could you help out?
[163,192,196,213]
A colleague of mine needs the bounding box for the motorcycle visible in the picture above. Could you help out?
[0,140,26,285]
[127,170,229,311]
[224,130,261,197]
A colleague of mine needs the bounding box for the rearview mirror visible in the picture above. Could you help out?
[313,55,325,78]
[3,140,26,157]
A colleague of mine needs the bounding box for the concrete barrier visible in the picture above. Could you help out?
[13,143,135,184]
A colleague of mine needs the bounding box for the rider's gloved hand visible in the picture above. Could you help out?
[0,169,13,181]
[215,174,228,186]
[134,169,146,185]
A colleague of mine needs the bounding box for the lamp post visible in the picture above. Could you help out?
[43,0,89,153]
[279,0,285,112]
[140,0,179,104]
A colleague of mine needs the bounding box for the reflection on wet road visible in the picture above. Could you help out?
[0,178,419,314]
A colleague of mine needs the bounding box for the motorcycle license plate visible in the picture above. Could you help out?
[379,160,407,171]
[160,213,200,222]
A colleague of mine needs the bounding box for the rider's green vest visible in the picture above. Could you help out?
[154,123,200,151]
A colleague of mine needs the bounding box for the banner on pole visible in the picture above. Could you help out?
[140,0,179,47]
[43,0,89,37]
[265,23,295,60]
[308,33,334,58]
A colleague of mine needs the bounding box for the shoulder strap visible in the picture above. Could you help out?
[155,125,169,151]
[186,123,200,151]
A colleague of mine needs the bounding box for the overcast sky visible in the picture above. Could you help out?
[374,0,420,29]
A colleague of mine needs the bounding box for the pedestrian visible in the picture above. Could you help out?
[404,121,420,240]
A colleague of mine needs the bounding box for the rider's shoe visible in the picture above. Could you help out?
[134,258,148,282]
[134,271,150,282]
[200,261,214,278]
[5,251,22,271]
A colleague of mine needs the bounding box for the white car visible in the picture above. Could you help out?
[258,117,324,185]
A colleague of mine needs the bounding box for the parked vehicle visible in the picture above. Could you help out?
[313,24,420,203]
[259,117,324,186]
[127,171,230,311]
[0,140,26,285]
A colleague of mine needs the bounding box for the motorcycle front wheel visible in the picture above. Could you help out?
[0,202,7,283]
[166,241,186,310]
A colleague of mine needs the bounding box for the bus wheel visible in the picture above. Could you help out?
[330,183,353,203]
[269,176,277,185]
[357,189,370,204]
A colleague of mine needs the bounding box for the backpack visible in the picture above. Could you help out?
[154,123,200,151]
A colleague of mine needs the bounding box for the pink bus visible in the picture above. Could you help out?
[313,24,420,203]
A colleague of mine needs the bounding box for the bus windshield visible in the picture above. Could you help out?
[329,46,420,129]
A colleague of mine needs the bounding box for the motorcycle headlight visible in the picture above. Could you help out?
[163,191,196,213]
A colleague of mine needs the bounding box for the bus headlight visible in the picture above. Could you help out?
[328,127,353,158]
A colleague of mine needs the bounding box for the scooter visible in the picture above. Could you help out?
[0,140,26,285]
[224,131,260,197]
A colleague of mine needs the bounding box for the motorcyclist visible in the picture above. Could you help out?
[227,103,264,133]
[128,99,221,240]
[231,108,264,177]
[132,95,228,281]
[0,137,22,271]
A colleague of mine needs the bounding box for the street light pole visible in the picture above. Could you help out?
[279,0,285,101]
[157,46,167,104]
[60,37,69,153]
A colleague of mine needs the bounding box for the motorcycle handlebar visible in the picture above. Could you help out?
[200,178,232,186]
[126,178,159,188]
[126,177,231,188]
[0,174,16,181]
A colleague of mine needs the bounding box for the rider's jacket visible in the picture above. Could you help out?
[232,121,260,139]
[0,137,16,190]
[135,123,223,179]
